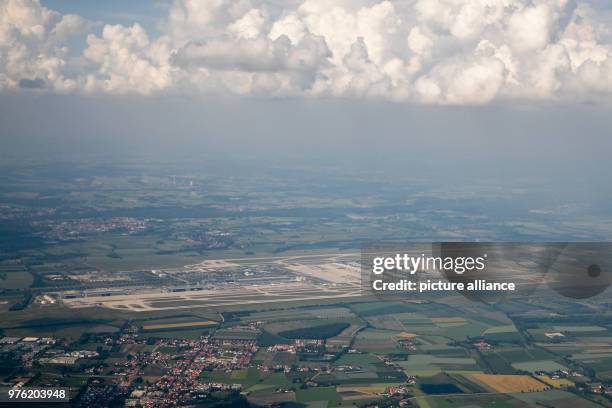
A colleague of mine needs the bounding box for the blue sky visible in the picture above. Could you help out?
[41,0,170,33]
[39,0,612,31]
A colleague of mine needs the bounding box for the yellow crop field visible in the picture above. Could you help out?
[536,375,573,388]
[337,384,391,394]
[338,383,402,400]
[396,332,418,339]
[142,321,217,330]
[471,374,548,393]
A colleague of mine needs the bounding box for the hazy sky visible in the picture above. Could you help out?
[0,0,611,202]
[1,94,610,176]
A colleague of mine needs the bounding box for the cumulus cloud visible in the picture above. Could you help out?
[82,24,174,94]
[1,0,612,104]
[0,0,90,92]
[173,34,330,73]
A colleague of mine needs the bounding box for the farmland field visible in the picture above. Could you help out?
[142,320,218,330]
[470,374,549,393]
[1,161,612,407]
[511,360,568,373]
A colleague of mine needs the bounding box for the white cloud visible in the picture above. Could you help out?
[1,0,612,104]
[172,33,331,96]
[228,9,266,40]
[83,24,174,94]
[269,13,307,44]
[0,0,90,92]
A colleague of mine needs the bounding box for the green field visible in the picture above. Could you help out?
[279,322,350,340]
[398,355,479,376]
[511,360,568,373]
[296,386,341,405]
[0,271,33,289]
